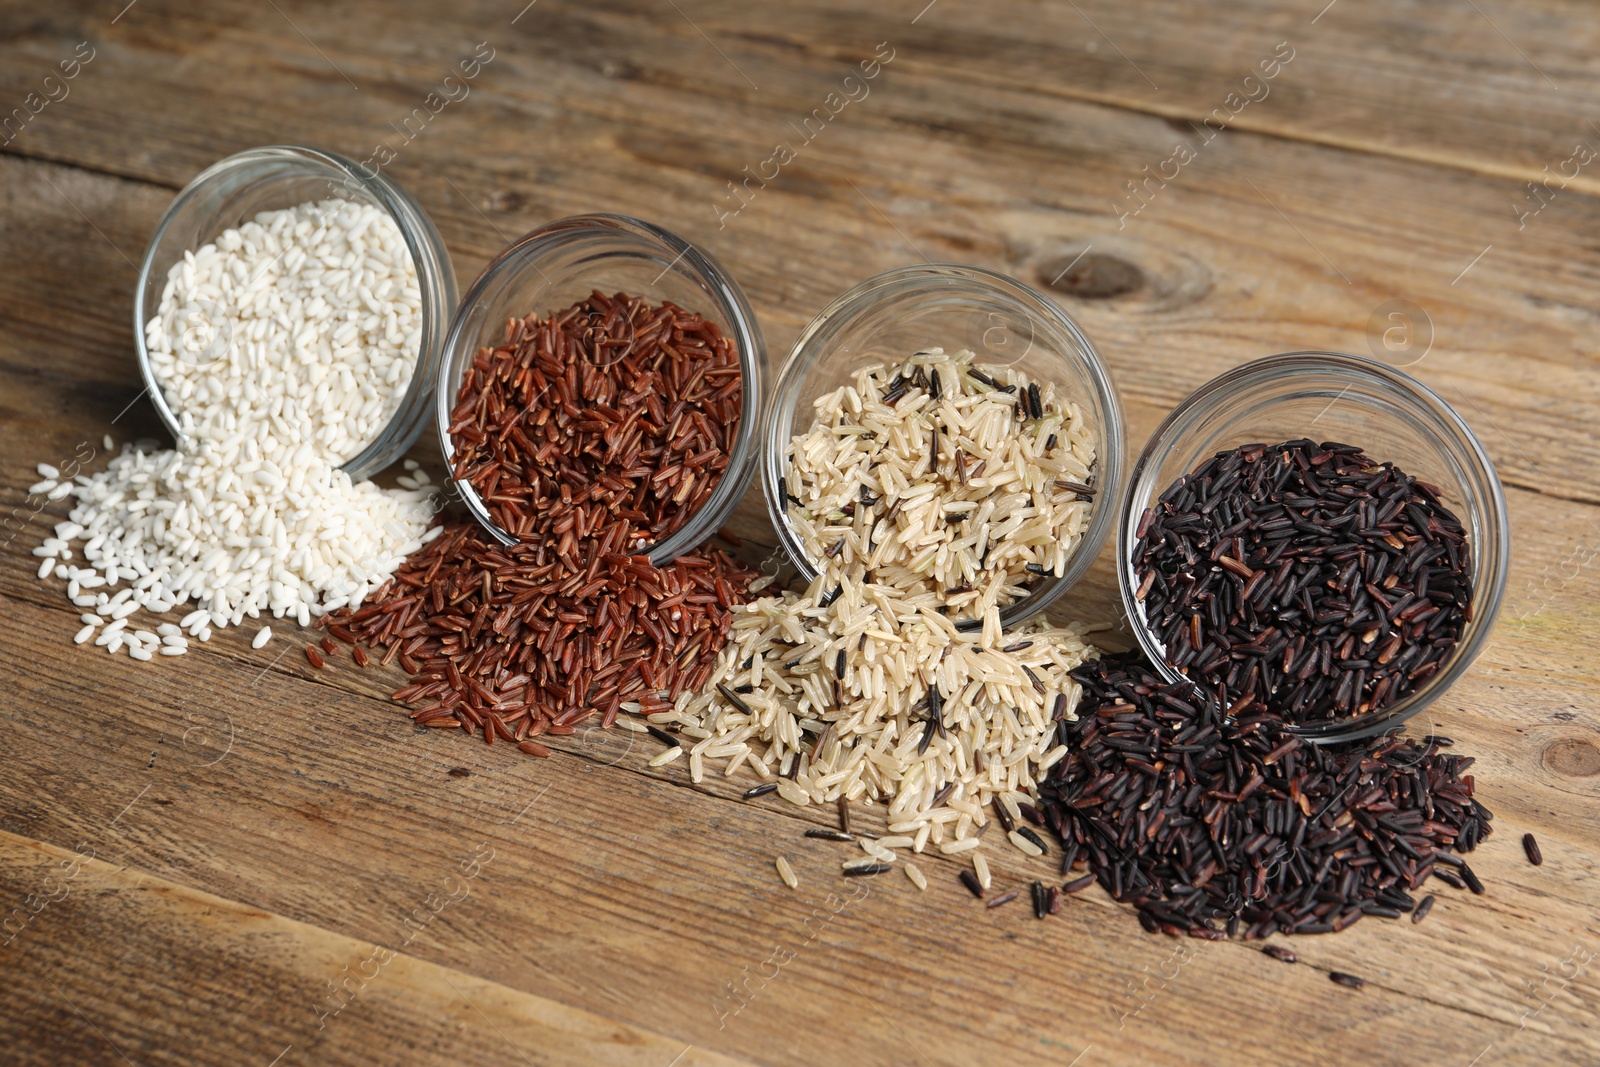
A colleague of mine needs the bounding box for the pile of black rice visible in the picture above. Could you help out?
[1037,650,1493,939]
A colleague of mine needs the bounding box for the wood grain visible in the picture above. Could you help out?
[0,832,754,1067]
[5,2,1599,505]
[2,2,1600,1064]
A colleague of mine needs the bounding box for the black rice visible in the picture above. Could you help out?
[805,828,855,842]
[843,863,891,877]
[1037,649,1494,940]
[1062,872,1096,894]
[1132,440,1472,724]
[1522,832,1542,866]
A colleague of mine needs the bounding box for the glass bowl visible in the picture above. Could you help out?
[763,264,1125,628]
[134,145,458,481]
[1117,351,1510,743]
[435,214,765,565]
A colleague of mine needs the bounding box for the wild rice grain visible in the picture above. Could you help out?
[842,862,891,877]
[645,723,682,749]
[986,890,1020,909]
[1411,895,1436,923]
[1329,972,1366,990]
[1261,945,1298,964]
[960,869,986,899]
[1522,833,1542,866]
[806,828,856,842]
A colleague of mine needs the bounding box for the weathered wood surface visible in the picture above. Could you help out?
[2,1,1599,1064]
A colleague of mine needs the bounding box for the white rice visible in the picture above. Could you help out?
[973,852,992,891]
[146,199,422,466]
[1008,829,1044,857]
[783,347,1096,635]
[904,862,928,891]
[34,200,435,654]
[648,747,683,767]
[775,855,798,890]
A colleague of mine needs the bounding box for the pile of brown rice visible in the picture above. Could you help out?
[660,571,1096,856]
[781,347,1096,639]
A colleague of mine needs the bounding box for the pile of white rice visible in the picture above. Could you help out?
[661,572,1097,854]
[31,199,438,658]
[783,347,1096,637]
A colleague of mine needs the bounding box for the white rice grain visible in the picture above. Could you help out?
[905,862,928,891]
[31,200,431,660]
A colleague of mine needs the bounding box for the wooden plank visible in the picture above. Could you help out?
[663,0,1600,189]
[4,16,1600,506]
[0,831,755,1067]
[1,544,1598,1066]
[7,0,1600,191]
[2,7,1600,1065]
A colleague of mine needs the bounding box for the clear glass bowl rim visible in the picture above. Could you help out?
[132,144,458,482]
[761,262,1126,630]
[433,212,767,565]
[1115,349,1511,743]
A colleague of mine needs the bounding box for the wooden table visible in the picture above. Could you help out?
[3,2,1598,1064]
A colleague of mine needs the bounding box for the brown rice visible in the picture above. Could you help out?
[782,347,1095,639]
[663,572,1095,849]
